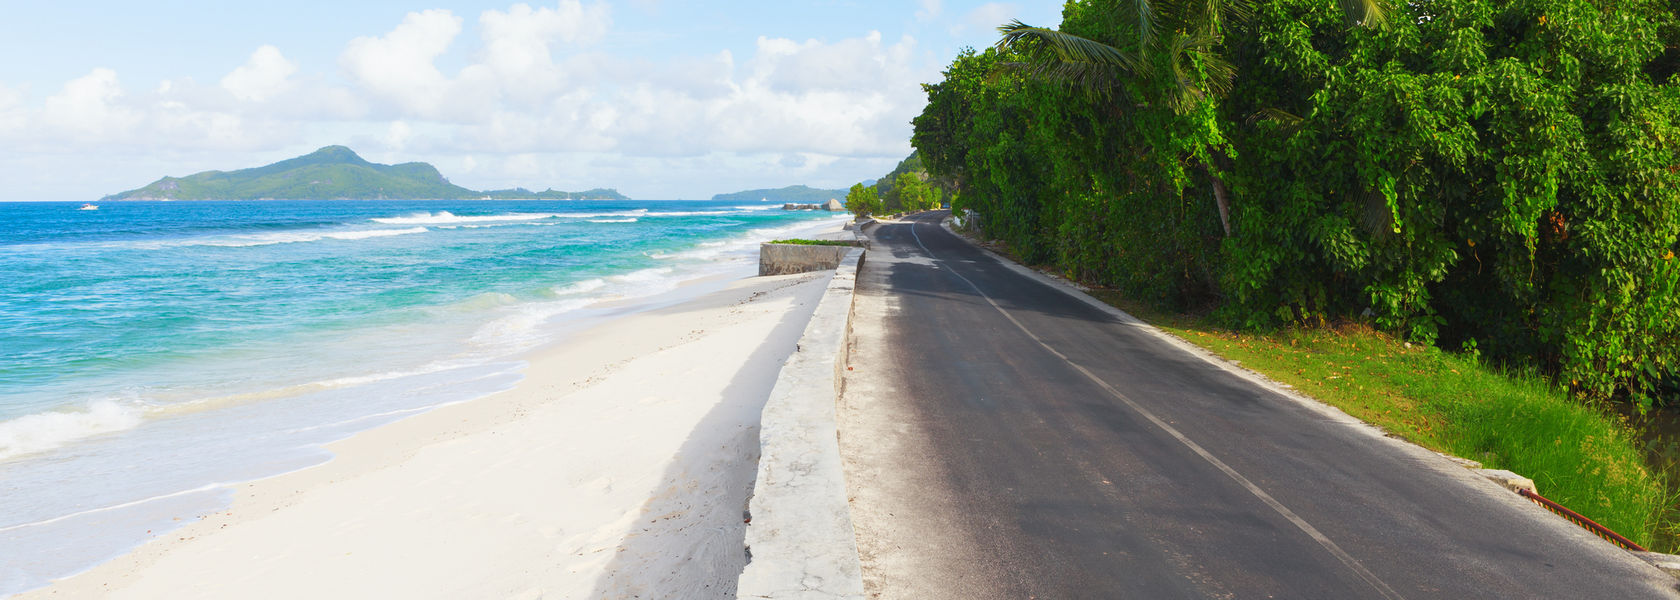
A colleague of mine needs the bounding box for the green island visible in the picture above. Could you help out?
[902,0,1680,549]
[710,185,848,204]
[101,146,627,201]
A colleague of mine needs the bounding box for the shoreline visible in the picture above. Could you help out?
[18,267,834,598]
[0,212,848,596]
[11,214,850,598]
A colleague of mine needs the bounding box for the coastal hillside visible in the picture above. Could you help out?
[478,187,628,201]
[711,185,846,204]
[103,146,626,201]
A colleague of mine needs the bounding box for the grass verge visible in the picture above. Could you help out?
[1123,311,1672,552]
[954,225,1672,551]
[768,238,858,246]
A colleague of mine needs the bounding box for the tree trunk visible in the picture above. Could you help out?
[1202,162,1233,237]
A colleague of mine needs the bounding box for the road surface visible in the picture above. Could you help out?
[837,211,1678,599]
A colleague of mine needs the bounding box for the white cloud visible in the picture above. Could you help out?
[471,1,612,105]
[917,0,943,20]
[748,31,912,94]
[0,84,24,136]
[40,69,138,138]
[384,120,414,151]
[340,9,463,117]
[338,3,612,120]
[955,2,1019,35]
[221,45,298,102]
[450,30,923,160]
[327,4,922,162]
[4,67,307,154]
[0,1,936,200]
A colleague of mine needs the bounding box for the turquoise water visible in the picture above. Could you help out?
[0,199,844,594]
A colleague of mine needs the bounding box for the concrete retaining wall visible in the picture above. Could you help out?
[738,247,866,600]
[758,243,854,276]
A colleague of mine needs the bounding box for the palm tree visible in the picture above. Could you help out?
[995,0,1389,236]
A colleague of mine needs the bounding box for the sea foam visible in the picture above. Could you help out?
[0,400,143,462]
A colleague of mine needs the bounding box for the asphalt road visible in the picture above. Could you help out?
[836,210,1679,599]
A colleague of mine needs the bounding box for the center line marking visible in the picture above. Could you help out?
[906,219,1406,600]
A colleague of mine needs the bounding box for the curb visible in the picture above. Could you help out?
[737,247,867,600]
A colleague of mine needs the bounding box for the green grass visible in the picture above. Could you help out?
[768,238,858,246]
[1080,289,1672,551]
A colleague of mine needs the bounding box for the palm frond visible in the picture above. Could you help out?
[1246,107,1305,127]
[996,60,1127,99]
[1220,0,1256,26]
[997,20,1145,78]
[1163,31,1235,114]
[1124,0,1160,51]
[1337,0,1390,27]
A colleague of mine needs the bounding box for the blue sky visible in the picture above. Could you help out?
[0,1,1063,201]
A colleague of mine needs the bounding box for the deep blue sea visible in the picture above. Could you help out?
[0,199,845,594]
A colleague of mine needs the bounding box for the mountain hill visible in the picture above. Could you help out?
[479,187,628,200]
[103,146,625,201]
[710,185,848,204]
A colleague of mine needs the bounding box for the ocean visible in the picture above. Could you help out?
[0,199,847,594]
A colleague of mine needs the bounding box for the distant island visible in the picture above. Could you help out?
[102,146,627,201]
[711,185,847,204]
[478,187,628,200]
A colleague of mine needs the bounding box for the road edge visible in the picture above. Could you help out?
[934,217,1680,578]
[737,247,867,600]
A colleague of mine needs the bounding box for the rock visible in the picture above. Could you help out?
[1477,469,1537,494]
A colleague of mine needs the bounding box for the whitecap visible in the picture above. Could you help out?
[551,279,607,296]
[372,211,560,225]
[0,401,143,462]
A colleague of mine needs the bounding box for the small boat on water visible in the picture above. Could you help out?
[79,203,99,211]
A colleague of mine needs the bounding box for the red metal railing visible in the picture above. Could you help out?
[1517,488,1646,552]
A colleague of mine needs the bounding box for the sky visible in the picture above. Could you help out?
[0,1,1063,201]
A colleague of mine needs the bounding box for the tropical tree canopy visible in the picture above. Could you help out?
[845,182,883,219]
[913,0,1680,406]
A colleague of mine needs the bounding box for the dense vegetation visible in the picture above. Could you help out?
[712,184,848,203]
[848,152,950,213]
[846,182,883,218]
[104,146,625,201]
[913,0,1680,409]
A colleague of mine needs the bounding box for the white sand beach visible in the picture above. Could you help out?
[19,270,833,599]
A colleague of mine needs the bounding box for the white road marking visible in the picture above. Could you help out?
[905,219,1406,600]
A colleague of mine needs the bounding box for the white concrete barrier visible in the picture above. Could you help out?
[738,247,866,600]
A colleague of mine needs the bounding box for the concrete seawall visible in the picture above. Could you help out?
[758,243,855,276]
[738,247,866,599]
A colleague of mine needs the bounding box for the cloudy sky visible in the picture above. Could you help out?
[0,1,1061,201]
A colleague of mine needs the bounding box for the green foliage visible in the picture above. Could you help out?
[845,183,883,218]
[768,238,858,246]
[874,152,952,212]
[914,0,1680,407]
[894,171,943,211]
